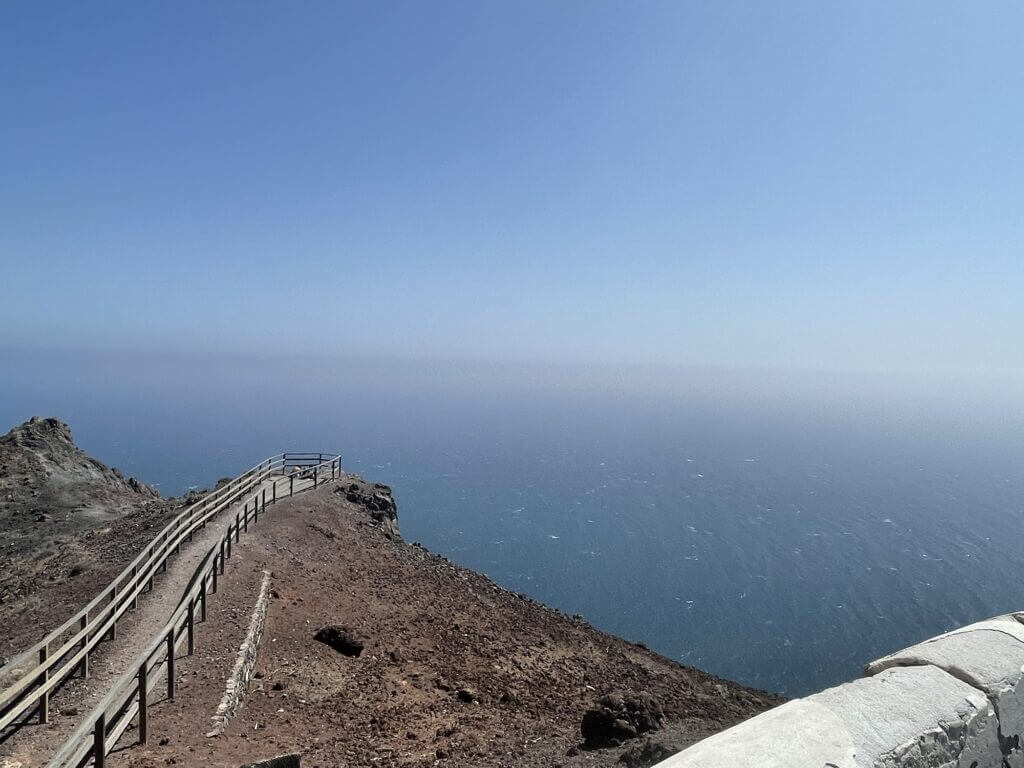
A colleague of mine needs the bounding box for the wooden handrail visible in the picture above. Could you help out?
[45,454,341,768]
[2,455,280,673]
[0,453,340,747]
[0,462,278,723]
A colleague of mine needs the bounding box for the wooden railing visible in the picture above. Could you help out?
[0,452,341,767]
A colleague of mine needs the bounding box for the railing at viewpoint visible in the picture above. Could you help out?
[0,452,342,767]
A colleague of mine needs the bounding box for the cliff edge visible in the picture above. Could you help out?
[113,477,783,768]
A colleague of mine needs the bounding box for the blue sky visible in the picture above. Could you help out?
[2,2,1023,377]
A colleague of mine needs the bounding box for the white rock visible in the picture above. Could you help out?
[655,665,1000,768]
[653,697,855,767]
[867,617,1024,767]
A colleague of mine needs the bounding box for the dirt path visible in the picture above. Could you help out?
[0,473,318,767]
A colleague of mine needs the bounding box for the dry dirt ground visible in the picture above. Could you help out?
[110,480,782,768]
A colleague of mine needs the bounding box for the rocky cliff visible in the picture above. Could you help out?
[0,416,158,513]
[0,418,174,660]
[334,476,400,539]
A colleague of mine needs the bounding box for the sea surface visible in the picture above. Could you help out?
[5,349,1024,696]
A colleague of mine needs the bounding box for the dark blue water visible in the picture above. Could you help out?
[5,348,1024,696]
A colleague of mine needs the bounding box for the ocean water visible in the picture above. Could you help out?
[4,349,1024,696]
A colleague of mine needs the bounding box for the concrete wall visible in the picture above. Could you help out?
[656,612,1024,768]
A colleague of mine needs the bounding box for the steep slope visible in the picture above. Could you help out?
[115,480,783,768]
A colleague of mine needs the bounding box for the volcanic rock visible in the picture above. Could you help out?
[334,477,399,539]
[313,625,365,657]
[582,692,664,747]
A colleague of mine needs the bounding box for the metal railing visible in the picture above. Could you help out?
[0,452,341,767]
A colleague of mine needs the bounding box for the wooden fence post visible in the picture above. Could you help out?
[138,660,148,744]
[80,614,90,678]
[200,575,208,621]
[38,645,48,724]
[235,514,240,542]
[94,712,106,768]
[290,474,294,496]
[187,599,195,655]
[243,504,249,533]
[213,555,219,593]
[108,585,117,641]
[166,631,175,701]
[131,566,139,609]
[314,465,318,487]
[272,480,277,504]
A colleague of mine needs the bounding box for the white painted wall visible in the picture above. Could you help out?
[656,613,1024,768]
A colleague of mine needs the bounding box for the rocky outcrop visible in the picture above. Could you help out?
[582,692,665,747]
[0,416,159,508]
[0,418,175,658]
[334,476,399,539]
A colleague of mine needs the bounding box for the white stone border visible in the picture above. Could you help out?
[656,612,1024,768]
[207,570,272,737]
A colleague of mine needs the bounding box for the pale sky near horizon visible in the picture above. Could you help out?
[2,2,1023,378]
